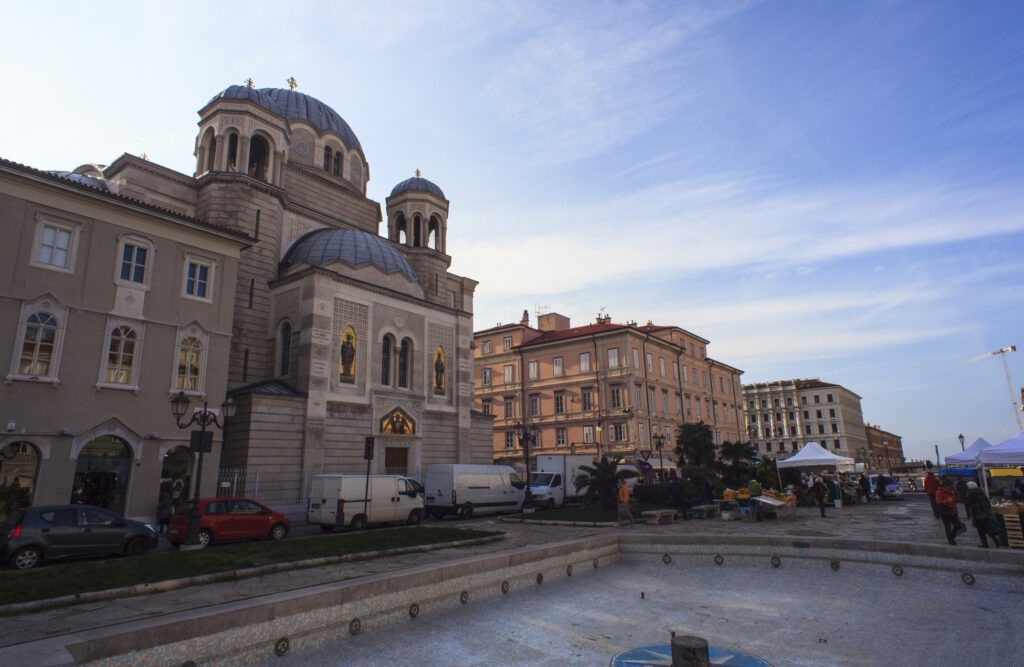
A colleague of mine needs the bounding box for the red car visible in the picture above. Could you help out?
[167,498,289,548]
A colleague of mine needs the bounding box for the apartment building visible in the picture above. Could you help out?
[864,423,906,473]
[474,311,744,474]
[742,379,868,460]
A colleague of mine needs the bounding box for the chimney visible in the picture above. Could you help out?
[520,310,529,326]
[538,313,571,332]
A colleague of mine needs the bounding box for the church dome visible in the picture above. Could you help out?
[281,227,418,281]
[209,86,362,151]
[390,176,445,200]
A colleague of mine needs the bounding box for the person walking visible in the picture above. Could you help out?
[810,476,828,518]
[923,471,940,518]
[617,477,632,526]
[1012,467,1024,500]
[668,478,689,520]
[858,474,871,503]
[964,481,1000,548]
[156,492,172,535]
[935,477,966,545]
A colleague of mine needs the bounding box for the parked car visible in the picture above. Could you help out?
[166,498,289,548]
[424,464,526,519]
[869,474,904,500]
[1,504,158,570]
[306,474,424,531]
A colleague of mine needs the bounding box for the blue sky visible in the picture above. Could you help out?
[3,1,1023,463]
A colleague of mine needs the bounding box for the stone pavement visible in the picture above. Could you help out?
[1,494,1018,659]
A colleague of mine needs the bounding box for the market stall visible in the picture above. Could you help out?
[776,442,855,507]
[980,430,1024,549]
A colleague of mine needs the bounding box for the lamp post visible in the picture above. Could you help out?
[514,422,539,507]
[170,391,236,546]
[958,433,965,451]
[653,433,666,481]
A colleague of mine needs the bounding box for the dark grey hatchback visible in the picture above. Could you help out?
[1,505,158,570]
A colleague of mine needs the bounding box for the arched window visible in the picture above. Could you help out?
[205,132,216,173]
[248,135,270,181]
[381,335,393,385]
[398,339,411,388]
[332,151,342,176]
[279,322,291,376]
[105,326,137,384]
[19,313,58,376]
[350,155,362,188]
[396,213,407,245]
[226,132,238,171]
[176,336,202,391]
[413,215,422,247]
[323,146,332,171]
[428,215,440,250]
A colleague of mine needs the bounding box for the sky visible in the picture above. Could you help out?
[3,1,1023,463]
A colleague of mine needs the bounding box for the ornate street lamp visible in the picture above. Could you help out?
[653,433,666,481]
[514,422,539,507]
[170,391,236,546]
[958,433,965,451]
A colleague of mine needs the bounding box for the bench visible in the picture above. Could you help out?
[640,509,678,525]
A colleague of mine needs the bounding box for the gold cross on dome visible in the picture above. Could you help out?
[287,77,298,90]
[415,169,421,177]
[245,78,254,88]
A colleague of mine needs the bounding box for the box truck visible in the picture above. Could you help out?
[424,464,526,519]
[530,454,595,508]
[306,474,424,531]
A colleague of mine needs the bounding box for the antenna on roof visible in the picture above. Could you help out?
[535,304,549,319]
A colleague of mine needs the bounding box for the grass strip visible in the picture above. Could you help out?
[516,503,673,523]
[0,526,498,606]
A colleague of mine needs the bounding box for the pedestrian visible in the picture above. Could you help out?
[703,478,714,505]
[935,477,966,545]
[617,477,632,526]
[964,481,1000,548]
[668,478,689,520]
[156,492,172,535]
[858,474,871,503]
[923,471,940,518]
[1012,467,1024,500]
[810,476,828,518]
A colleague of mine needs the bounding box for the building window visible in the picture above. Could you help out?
[503,336,512,350]
[676,393,683,413]
[555,428,567,446]
[504,432,515,449]
[776,412,782,421]
[504,398,515,418]
[681,366,688,383]
[831,423,838,433]
[503,364,514,384]
[834,439,841,449]
[383,336,394,384]
[581,388,594,411]
[529,394,540,417]
[18,312,59,377]
[481,399,492,415]
[751,414,758,422]
[657,357,664,376]
[829,408,836,418]
[607,347,619,368]
[583,425,594,443]
[803,410,809,419]
[528,360,539,379]
[610,384,622,409]
[579,352,591,373]
[638,423,646,443]
[648,386,656,410]
[766,442,772,452]
[480,340,491,355]
[104,325,137,385]
[818,424,825,434]
[662,390,669,412]
[554,392,566,414]
[646,352,653,372]
[481,367,491,386]
[552,357,564,377]
[695,399,701,416]
[814,395,820,404]
[34,219,76,270]
[827,394,834,402]
[332,151,342,176]
[635,384,643,407]
[611,423,626,441]
[632,348,640,368]
[118,240,150,284]
[398,339,410,388]
[702,371,707,387]
[805,424,812,434]
[787,397,793,405]
[790,426,797,435]
[801,396,807,405]
[720,377,725,391]
[175,337,203,391]
[279,322,292,376]
[183,256,214,300]
[673,361,679,379]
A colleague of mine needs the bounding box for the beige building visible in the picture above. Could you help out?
[742,379,868,460]
[1,83,491,519]
[474,311,745,474]
[0,158,247,521]
[863,423,906,473]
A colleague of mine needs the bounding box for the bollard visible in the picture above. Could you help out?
[671,634,709,667]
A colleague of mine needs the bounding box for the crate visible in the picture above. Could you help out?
[1004,513,1024,549]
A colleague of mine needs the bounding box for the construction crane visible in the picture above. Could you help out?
[963,346,1023,430]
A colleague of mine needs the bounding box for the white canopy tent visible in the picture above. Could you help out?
[775,442,855,506]
[979,429,1024,465]
[945,438,993,466]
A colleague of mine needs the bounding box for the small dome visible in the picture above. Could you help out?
[209,86,362,151]
[390,176,445,200]
[281,227,418,281]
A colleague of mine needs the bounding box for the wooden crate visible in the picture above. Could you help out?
[1004,513,1024,549]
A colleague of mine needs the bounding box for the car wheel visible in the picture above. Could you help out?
[269,523,288,541]
[406,509,422,525]
[460,503,474,519]
[545,498,555,510]
[350,515,367,531]
[430,510,446,520]
[10,546,42,570]
[124,537,149,557]
[320,524,335,533]
[198,528,213,547]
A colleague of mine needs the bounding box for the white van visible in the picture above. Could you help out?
[306,474,424,531]
[424,464,526,519]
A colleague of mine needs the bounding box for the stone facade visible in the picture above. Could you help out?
[863,423,906,473]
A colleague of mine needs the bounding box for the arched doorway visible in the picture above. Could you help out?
[0,442,39,520]
[71,436,132,514]
[160,446,194,513]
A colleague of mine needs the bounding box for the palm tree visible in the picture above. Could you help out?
[675,421,716,468]
[719,440,756,487]
[575,456,638,510]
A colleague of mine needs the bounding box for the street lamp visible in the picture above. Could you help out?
[652,433,666,481]
[958,433,965,451]
[170,391,236,546]
[514,422,539,507]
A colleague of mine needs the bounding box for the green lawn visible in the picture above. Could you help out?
[0,526,498,607]
[517,503,674,523]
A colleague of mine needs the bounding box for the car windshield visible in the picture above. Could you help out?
[530,473,554,486]
[407,478,424,494]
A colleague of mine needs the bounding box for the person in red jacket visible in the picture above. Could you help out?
[935,477,966,545]
[923,471,940,518]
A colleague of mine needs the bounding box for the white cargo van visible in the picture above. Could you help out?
[424,464,526,518]
[306,474,424,531]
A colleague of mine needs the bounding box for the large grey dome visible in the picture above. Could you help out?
[281,227,417,281]
[390,176,445,200]
[210,86,362,151]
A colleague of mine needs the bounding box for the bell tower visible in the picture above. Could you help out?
[386,172,455,306]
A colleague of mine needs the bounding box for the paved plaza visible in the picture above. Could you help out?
[1,495,1021,665]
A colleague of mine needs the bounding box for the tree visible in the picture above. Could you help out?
[719,440,756,488]
[674,421,716,468]
[575,456,638,510]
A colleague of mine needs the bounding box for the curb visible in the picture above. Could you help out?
[0,532,510,617]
